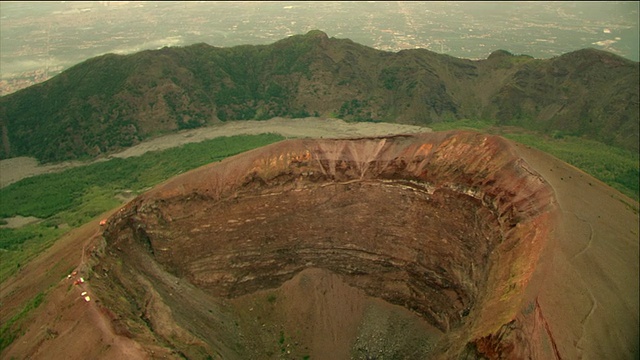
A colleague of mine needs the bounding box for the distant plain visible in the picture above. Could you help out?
[1,1,638,94]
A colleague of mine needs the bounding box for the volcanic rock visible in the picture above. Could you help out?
[95,131,556,358]
[3,130,637,359]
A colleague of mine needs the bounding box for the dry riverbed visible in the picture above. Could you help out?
[0,117,431,188]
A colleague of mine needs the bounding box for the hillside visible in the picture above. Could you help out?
[0,30,638,162]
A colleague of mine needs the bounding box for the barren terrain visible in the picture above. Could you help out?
[1,130,638,359]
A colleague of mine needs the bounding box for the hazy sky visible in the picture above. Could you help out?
[1,1,638,78]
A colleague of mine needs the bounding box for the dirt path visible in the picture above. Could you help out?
[0,117,431,188]
[0,222,150,359]
[511,142,639,360]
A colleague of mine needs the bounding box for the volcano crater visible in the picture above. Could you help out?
[100,131,556,357]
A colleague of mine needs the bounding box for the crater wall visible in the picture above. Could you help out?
[100,131,558,357]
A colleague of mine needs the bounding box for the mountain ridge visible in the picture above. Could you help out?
[0,30,638,162]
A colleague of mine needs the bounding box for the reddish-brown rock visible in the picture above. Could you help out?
[97,131,555,358]
[3,131,637,359]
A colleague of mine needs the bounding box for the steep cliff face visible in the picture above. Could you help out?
[96,131,558,358]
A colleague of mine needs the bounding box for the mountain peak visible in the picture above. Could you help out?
[304,29,329,40]
[487,49,514,60]
[0,33,637,162]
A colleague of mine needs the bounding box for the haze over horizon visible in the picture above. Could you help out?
[1,1,638,95]
[0,2,639,359]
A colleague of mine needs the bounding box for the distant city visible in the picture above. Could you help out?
[1,1,638,95]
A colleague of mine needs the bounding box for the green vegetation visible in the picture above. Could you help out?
[431,119,640,201]
[0,134,284,280]
[502,133,639,199]
[0,224,65,251]
[196,33,318,123]
[339,99,379,122]
[380,67,403,90]
[2,33,637,163]
[267,293,277,304]
[429,118,494,132]
[0,134,284,220]
[0,291,45,352]
[0,34,318,163]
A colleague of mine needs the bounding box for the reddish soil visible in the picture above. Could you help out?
[2,130,638,359]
